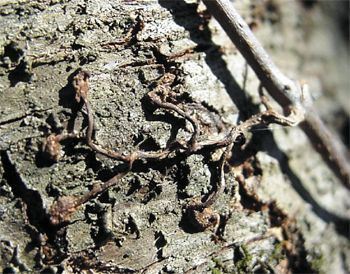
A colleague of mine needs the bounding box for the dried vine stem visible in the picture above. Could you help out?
[146,73,200,150]
[48,69,299,225]
[50,171,128,225]
[202,0,350,188]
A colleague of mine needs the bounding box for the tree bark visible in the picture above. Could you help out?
[0,1,349,273]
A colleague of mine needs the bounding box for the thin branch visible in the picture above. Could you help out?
[193,141,233,210]
[202,0,302,108]
[49,171,128,225]
[202,0,350,188]
[146,73,200,150]
[73,71,131,163]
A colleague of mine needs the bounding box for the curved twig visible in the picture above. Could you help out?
[202,0,350,188]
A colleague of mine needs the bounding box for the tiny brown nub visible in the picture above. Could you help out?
[42,134,62,162]
[49,196,78,225]
[73,70,90,103]
[185,203,220,232]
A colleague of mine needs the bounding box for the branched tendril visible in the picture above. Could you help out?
[46,70,298,227]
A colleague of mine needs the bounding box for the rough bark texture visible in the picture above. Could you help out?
[0,0,349,273]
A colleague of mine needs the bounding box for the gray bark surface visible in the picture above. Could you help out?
[0,0,349,273]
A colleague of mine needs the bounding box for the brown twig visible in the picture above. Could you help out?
[73,71,131,163]
[188,141,232,212]
[202,0,350,188]
[50,171,127,225]
[184,107,299,232]
[73,72,186,168]
[147,73,200,150]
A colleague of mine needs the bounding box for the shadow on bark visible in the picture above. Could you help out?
[159,0,350,238]
[159,0,252,119]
